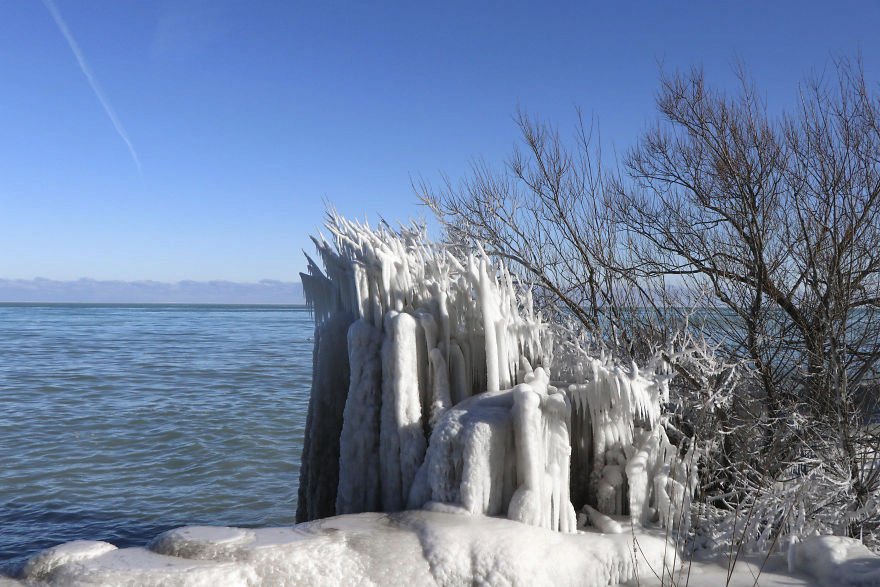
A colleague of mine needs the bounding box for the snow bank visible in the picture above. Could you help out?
[22,511,676,587]
[789,535,880,586]
[623,554,817,587]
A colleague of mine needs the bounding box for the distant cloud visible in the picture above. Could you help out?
[0,278,303,304]
[42,0,142,174]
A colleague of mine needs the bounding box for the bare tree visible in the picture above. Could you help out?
[420,58,880,545]
[618,59,880,538]
[417,109,680,362]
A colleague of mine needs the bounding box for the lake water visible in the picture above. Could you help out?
[0,304,313,575]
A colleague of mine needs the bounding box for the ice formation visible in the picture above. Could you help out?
[566,357,697,529]
[298,214,697,533]
[298,215,555,524]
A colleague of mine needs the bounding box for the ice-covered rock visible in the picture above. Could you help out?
[21,540,117,582]
[25,544,256,586]
[582,505,624,534]
[150,526,256,560]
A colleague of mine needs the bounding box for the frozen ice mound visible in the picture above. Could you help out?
[23,511,676,586]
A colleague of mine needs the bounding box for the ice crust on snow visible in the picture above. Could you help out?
[27,546,257,586]
[22,511,676,587]
[25,518,880,586]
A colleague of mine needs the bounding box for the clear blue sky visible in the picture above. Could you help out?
[1,1,878,282]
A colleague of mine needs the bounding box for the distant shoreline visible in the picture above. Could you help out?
[0,301,307,307]
[0,279,305,306]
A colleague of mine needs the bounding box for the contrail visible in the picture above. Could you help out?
[42,0,142,174]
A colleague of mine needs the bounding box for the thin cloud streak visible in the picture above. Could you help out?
[42,0,142,174]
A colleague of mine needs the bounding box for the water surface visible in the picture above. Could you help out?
[0,303,312,574]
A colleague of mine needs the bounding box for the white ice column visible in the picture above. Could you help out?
[507,369,576,532]
[295,310,353,522]
[479,259,500,392]
[379,311,428,511]
[336,319,384,514]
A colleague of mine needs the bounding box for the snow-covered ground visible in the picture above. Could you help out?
[621,555,816,586]
[12,511,880,586]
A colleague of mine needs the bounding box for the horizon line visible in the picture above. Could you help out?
[0,277,303,284]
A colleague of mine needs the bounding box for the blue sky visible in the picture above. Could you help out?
[1,1,878,282]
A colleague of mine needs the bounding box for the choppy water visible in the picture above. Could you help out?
[0,303,313,575]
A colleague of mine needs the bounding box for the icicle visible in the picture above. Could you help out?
[428,348,452,427]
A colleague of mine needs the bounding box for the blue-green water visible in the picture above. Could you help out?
[0,304,313,574]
